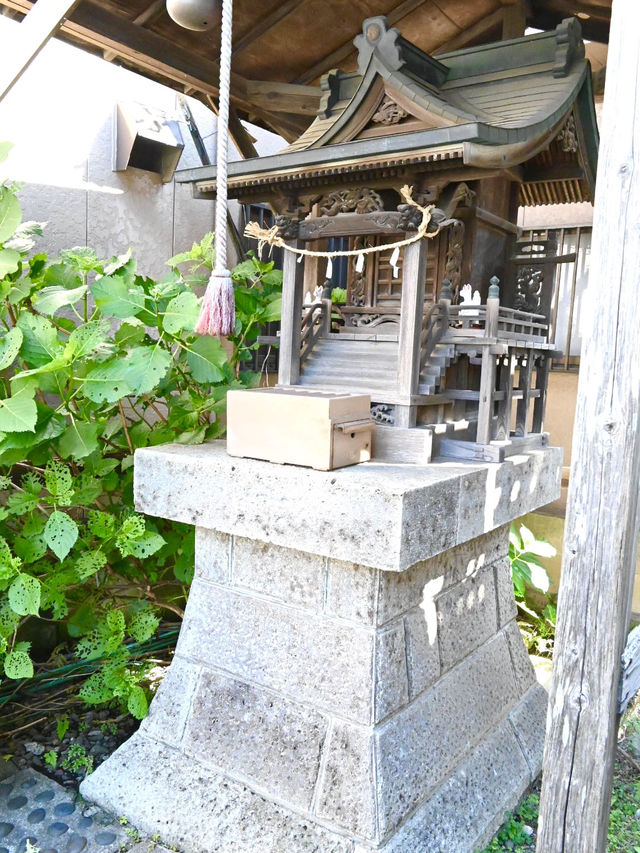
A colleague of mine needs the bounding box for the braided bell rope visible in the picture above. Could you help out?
[212,0,233,277]
[243,185,440,260]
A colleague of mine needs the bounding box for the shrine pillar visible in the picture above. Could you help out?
[81,441,561,853]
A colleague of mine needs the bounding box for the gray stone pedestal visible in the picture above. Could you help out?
[81,442,561,853]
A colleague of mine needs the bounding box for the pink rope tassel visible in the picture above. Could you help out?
[195,271,236,337]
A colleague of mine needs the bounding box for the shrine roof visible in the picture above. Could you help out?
[176,16,599,208]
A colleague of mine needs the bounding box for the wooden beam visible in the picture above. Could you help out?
[501,0,527,39]
[295,0,428,84]
[0,0,81,101]
[205,94,258,160]
[244,81,320,116]
[397,239,429,427]
[103,0,165,62]
[434,8,505,55]
[232,0,305,57]
[536,1,640,851]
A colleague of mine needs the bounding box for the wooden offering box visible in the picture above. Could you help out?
[226,387,373,471]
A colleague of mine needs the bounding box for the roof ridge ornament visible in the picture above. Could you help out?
[354,16,448,87]
[354,16,403,76]
[553,17,585,78]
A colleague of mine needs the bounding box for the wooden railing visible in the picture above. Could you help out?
[445,303,548,341]
[300,299,331,364]
[419,301,449,374]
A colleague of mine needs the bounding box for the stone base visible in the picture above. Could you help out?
[80,443,560,853]
[81,684,545,853]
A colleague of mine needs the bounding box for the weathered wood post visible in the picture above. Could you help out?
[536,1,640,850]
[476,277,500,444]
[397,239,428,428]
[278,240,305,386]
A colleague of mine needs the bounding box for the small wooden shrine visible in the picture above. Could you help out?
[178,15,599,461]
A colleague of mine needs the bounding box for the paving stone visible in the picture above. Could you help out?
[316,721,376,840]
[81,734,353,853]
[326,559,378,625]
[231,535,326,611]
[375,633,519,836]
[403,607,440,699]
[436,561,498,672]
[0,769,129,853]
[183,668,328,811]
[381,717,532,853]
[194,528,230,583]
[509,682,548,780]
[177,578,375,723]
[134,442,560,572]
[494,556,518,626]
[503,619,537,693]
[374,622,409,722]
[376,527,508,626]
[139,656,202,748]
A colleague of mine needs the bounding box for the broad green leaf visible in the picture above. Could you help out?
[102,247,132,276]
[90,275,147,319]
[0,142,12,164]
[43,262,82,290]
[127,685,148,720]
[128,531,165,559]
[45,460,74,504]
[64,320,110,361]
[0,187,21,243]
[0,248,20,277]
[58,246,101,272]
[125,346,173,394]
[17,312,61,367]
[185,336,227,383]
[0,387,37,432]
[83,358,133,403]
[87,510,115,539]
[8,573,41,616]
[13,535,47,564]
[114,320,145,348]
[234,287,259,315]
[162,291,201,334]
[4,650,34,680]
[261,295,282,322]
[57,421,100,460]
[128,607,160,643]
[44,511,78,562]
[0,327,22,370]
[32,284,87,316]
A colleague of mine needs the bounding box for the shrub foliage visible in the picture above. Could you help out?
[0,146,281,716]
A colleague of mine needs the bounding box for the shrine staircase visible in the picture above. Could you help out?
[297,337,454,401]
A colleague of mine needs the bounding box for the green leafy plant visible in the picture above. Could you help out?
[509,523,557,656]
[0,144,282,714]
[43,749,58,769]
[56,715,69,741]
[330,287,347,304]
[60,742,93,775]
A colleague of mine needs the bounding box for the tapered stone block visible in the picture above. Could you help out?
[81,441,561,853]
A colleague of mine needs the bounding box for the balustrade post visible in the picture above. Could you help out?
[278,240,305,386]
[322,298,332,337]
[476,276,500,444]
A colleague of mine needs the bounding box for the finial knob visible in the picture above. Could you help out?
[440,278,453,300]
[488,276,500,299]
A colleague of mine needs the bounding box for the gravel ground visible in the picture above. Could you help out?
[2,706,140,789]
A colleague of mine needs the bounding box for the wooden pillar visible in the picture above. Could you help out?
[0,0,81,102]
[515,355,533,437]
[476,279,500,444]
[531,355,550,434]
[495,354,516,441]
[396,239,428,428]
[537,2,640,850]
[277,241,305,386]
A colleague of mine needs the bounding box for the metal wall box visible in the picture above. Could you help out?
[113,103,184,183]
[226,387,372,471]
